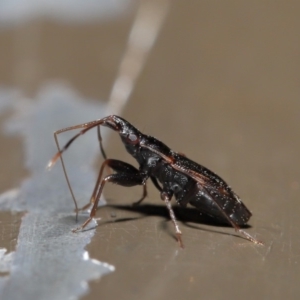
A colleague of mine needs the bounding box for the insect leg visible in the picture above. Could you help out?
[133,175,164,206]
[97,125,107,160]
[133,176,162,206]
[132,184,147,206]
[73,171,148,232]
[52,123,99,219]
[161,191,184,248]
[77,159,148,212]
[75,158,112,213]
[105,160,148,206]
[199,188,263,244]
[48,119,108,219]
[151,176,163,192]
[237,229,263,245]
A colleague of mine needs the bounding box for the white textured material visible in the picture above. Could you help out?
[0,83,114,300]
[0,0,132,25]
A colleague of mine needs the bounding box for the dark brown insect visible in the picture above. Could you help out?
[48,115,262,247]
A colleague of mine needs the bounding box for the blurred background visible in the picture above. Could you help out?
[0,1,300,300]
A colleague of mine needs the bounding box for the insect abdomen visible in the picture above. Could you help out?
[189,191,252,226]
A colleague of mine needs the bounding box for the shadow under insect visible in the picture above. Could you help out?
[101,202,251,241]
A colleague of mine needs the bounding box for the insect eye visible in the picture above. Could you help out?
[127,133,139,144]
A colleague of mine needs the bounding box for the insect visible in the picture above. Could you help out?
[48,115,262,247]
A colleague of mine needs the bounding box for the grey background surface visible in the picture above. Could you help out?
[0,1,300,299]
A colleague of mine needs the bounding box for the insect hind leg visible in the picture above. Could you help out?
[238,229,263,245]
[161,191,184,248]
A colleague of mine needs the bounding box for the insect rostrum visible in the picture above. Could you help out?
[48,115,262,247]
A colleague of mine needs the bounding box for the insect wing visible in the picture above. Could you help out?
[140,143,251,228]
[171,154,251,228]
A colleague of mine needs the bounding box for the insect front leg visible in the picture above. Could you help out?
[106,160,148,205]
[161,191,184,248]
[133,176,161,206]
[76,159,148,213]
[73,163,148,232]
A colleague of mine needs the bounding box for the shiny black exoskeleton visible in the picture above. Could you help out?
[49,115,261,247]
